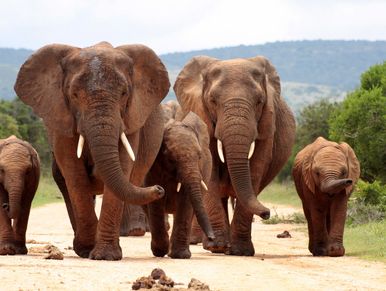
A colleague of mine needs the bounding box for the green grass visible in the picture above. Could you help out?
[32,176,63,208]
[344,220,386,263]
[259,182,302,208]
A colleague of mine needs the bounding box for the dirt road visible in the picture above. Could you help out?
[1,199,385,291]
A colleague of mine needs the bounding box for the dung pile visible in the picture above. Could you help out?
[131,268,212,290]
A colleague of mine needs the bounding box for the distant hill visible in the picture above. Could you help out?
[1,40,385,113]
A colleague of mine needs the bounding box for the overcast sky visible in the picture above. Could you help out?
[1,0,386,54]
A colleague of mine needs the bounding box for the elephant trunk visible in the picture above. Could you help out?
[221,129,270,219]
[320,178,353,194]
[182,167,215,240]
[85,110,163,205]
[6,177,24,219]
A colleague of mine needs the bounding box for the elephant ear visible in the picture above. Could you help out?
[174,56,218,136]
[339,142,361,195]
[300,137,331,193]
[14,44,78,137]
[249,56,281,140]
[116,45,170,134]
[182,111,212,183]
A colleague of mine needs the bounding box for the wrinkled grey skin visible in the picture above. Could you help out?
[145,101,214,259]
[293,137,360,257]
[0,136,40,255]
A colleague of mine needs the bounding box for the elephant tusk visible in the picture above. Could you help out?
[217,139,225,163]
[120,132,136,162]
[200,180,208,191]
[248,141,255,160]
[77,135,85,158]
[177,182,182,192]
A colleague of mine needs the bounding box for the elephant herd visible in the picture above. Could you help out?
[0,42,360,260]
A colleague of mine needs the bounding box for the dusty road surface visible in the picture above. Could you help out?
[1,199,385,291]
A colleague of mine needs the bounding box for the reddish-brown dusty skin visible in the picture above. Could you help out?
[0,199,385,290]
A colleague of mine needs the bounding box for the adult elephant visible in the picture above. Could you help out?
[14,42,170,260]
[0,136,40,255]
[174,56,296,255]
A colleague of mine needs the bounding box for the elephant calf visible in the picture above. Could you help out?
[292,137,360,257]
[145,101,214,259]
[0,135,40,255]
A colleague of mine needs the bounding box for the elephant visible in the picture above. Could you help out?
[145,101,214,259]
[174,55,296,255]
[14,42,170,260]
[0,135,40,255]
[292,137,360,257]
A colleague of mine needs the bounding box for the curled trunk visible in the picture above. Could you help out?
[221,120,270,219]
[85,114,163,205]
[321,178,353,194]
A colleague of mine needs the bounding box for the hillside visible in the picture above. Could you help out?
[1,40,385,113]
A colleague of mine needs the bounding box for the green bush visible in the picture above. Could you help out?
[347,180,386,225]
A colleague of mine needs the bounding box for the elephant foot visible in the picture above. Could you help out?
[312,245,328,256]
[328,243,345,257]
[73,239,95,258]
[89,242,122,260]
[190,233,203,245]
[0,242,17,255]
[168,247,191,259]
[151,238,169,257]
[228,239,255,256]
[13,242,28,254]
[203,230,230,254]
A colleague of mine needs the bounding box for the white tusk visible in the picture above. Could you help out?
[201,180,208,191]
[177,182,182,192]
[120,132,135,161]
[77,135,85,158]
[217,139,225,163]
[248,141,255,160]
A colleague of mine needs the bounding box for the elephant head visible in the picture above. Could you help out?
[0,136,40,219]
[297,137,360,196]
[162,110,214,239]
[14,42,169,204]
[174,56,278,218]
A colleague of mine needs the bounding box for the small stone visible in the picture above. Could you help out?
[158,274,174,287]
[151,268,166,280]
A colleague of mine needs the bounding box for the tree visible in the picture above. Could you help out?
[0,112,20,138]
[329,62,386,183]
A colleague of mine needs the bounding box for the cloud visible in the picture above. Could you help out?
[1,0,385,53]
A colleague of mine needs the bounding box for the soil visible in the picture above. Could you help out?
[1,199,385,291]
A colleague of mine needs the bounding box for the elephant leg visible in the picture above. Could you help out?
[328,196,348,257]
[89,190,123,260]
[310,205,329,256]
[148,199,169,257]
[202,181,230,253]
[120,203,147,237]
[52,158,76,232]
[169,190,194,259]
[190,216,203,244]
[229,200,254,256]
[301,203,314,254]
[11,193,34,254]
[0,208,17,255]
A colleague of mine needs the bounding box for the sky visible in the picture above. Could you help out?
[1,0,386,54]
